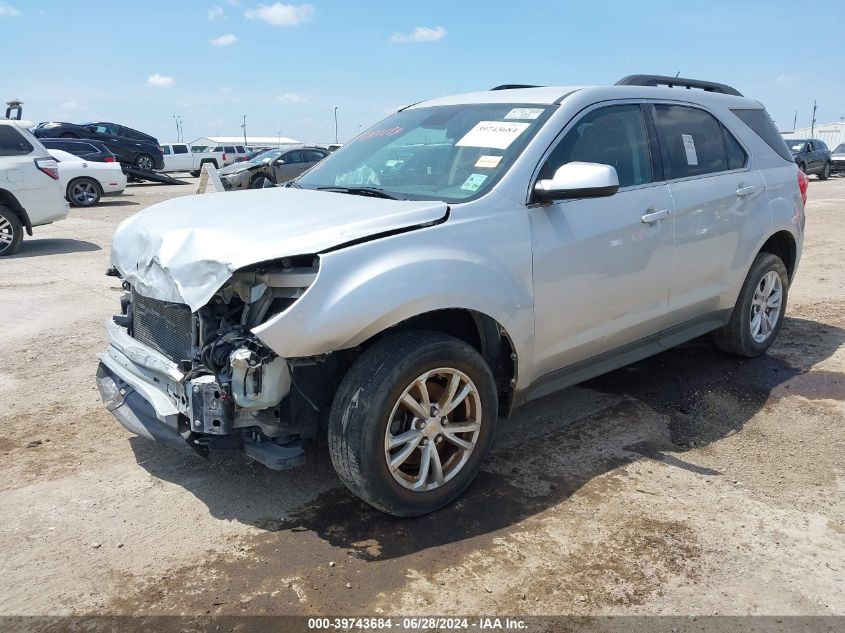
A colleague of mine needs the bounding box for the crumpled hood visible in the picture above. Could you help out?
[218,161,261,176]
[112,187,448,311]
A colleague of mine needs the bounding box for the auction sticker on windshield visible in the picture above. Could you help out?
[475,155,503,169]
[504,107,544,120]
[457,121,530,150]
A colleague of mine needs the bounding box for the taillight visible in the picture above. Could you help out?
[797,169,809,206]
[222,153,227,161]
[34,157,59,180]
[104,156,116,163]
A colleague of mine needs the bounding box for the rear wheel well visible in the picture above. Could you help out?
[0,189,32,235]
[759,231,797,281]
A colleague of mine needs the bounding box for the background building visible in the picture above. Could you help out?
[191,135,302,151]
[782,122,845,150]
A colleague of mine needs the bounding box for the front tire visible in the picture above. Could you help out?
[134,153,154,171]
[0,205,23,256]
[328,331,498,517]
[67,178,101,207]
[250,174,274,189]
[713,253,789,357]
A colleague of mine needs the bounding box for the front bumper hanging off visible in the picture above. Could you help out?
[95,319,305,469]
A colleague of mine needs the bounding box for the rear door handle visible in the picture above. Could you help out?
[641,209,670,224]
[736,185,758,197]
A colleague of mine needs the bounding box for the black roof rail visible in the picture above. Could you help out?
[615,74,743,97]
[490,84,543,91]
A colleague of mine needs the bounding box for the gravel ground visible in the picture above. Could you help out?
[0,175,843,623]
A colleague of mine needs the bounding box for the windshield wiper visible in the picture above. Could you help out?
[317,186,402,200]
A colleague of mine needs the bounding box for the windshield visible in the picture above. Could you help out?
[296,104,554,202]
[248,149,282,164]
[833,144,845,155]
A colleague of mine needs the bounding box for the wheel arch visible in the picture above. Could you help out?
[0,188,33,235]
[758,230,797,281]
[358,308,518,415]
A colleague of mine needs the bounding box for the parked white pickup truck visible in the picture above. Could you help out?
[160,143,226,176]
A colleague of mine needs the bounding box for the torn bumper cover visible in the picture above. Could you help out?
[96,319,305,469]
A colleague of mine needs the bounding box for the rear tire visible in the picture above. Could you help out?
[713,253,789,357]
[0,205,23,256]
[67,177,101,207]
[328,331,498,517]
[819,162,831,180]
[134,153,154,171]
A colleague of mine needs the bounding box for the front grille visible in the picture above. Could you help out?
[131,290,194,362]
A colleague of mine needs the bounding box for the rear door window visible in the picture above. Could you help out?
[303,149,327,163]
[653,104,727,179]
[282,150,302,163]
[173,144,189,154]
[0,125,34,156]
[236,145,245,153]
[224,146,236,153]
[723,127,747,170]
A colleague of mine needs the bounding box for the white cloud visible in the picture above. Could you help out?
[390,26,446,44]
[207,6,225,19]
[146,73,175,88]
[0,3,21,16]
[776,73,797,83]
[219,86,233,95]
[276,92,306,103]
[210,33,237,46]
[60,101,82,111]
[245,3,313,26]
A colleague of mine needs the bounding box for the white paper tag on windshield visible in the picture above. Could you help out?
[682,134,699,166]
[460,173,488,191]
[457,121,530,150]
[475,155,503,169]
[504,107,544,120]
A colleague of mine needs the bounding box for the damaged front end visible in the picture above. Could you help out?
[96,256,325,469]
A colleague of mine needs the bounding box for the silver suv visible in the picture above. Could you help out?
[97,75,805,516]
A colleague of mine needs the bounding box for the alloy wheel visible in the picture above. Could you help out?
[136,155,154,171]
[749,270,783,343]
[0,215,14,251]
[384,368,482,492]
[71,181,98,206]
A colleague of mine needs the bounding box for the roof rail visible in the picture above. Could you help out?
[490,84,543,91]
[615,74,743,97]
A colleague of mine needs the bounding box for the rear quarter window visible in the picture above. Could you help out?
[731,108,794,162]
[0,125,35,156]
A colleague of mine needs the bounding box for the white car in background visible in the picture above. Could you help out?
[0,120,68,256]
[48,149,127,207]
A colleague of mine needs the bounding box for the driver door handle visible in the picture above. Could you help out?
[641,209,670,224]
[736,185,758,197]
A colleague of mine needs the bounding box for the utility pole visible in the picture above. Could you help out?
[173,115,180,141]
[334,106,338,144]
[241,114,247,146]
[810,100,817,137]
[277,131,282,148]
[793,110,797,132]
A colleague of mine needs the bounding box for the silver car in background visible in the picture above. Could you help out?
[97,74,805,516]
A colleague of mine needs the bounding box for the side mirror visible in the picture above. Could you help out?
[534,162,620,202]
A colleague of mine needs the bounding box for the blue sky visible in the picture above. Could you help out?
[1,0,842,144]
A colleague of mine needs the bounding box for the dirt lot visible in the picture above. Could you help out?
[0,176,843,624]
